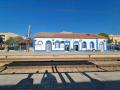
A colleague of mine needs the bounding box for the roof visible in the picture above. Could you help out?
[35,32,106,39]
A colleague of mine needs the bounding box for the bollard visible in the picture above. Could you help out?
[5,55,8,60]
[88,54,91,61]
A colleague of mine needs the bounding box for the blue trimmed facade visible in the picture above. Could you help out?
[34,37,107,52]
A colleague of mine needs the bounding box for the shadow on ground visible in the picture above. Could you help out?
[2,60,109,73]
[4,61,95,66]
[0,69,120,90]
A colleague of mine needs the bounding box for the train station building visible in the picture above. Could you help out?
[34,32,107,52]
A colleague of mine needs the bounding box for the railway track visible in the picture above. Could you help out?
[0,54,120,73]
[0,57,120,62]
[0,59,120,73]
[1,64,120,74]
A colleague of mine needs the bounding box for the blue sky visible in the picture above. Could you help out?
[0,0,120,36]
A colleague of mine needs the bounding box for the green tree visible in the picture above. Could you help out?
[0,36,4,49]
[15,36,24,45]
[24,38,33,51]
[5,37,15,45]
[0,36,3,43]
[15,36,24,50]
[118,41,120,47]
[5,36,24,50]
[98,33,113,43]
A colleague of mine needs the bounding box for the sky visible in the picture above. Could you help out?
[0,0,120,36]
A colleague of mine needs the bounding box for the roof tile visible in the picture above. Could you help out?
[35,32,106,39]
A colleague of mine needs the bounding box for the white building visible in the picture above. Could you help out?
[109,34,120,44]
[0,32,23,41]
[34,32,107,52]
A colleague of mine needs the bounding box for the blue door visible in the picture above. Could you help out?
[46,41,52,51]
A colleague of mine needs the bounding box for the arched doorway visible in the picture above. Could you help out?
[46,40,52,51]
[37,41,43,50]
[64,41,70,51]
[73,41,79,51]
[90,41,94,50]
[55,40,60,48]
[99,42,104,52]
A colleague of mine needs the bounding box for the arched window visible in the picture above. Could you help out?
[60,41,64,48]
[65,41,70,45]
[90,41,94,48]
[73,41,79,45]
[82,41,87,48]
[37,41,43,50]
[38,41,43,45]
[55,40,60,48]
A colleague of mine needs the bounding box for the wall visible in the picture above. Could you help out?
[34,38,107,52]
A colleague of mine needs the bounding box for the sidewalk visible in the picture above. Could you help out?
[0,71,120,90]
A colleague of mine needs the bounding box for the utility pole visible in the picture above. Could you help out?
[26,25,31,52]
[27,25,31,38]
